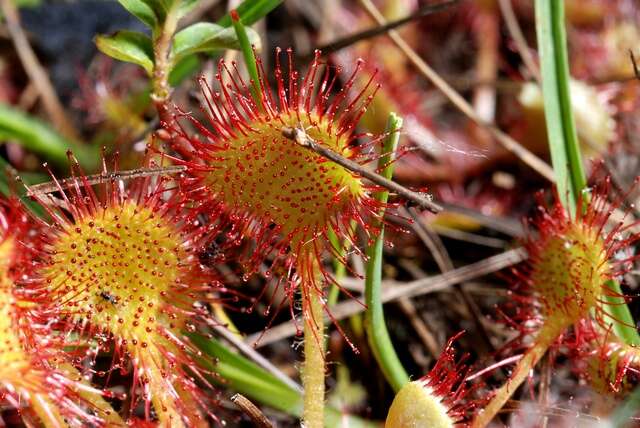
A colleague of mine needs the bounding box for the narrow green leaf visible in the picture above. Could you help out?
[171,22,261,64]
[95,31,154,75]
[190,335,381,427]
[0,156,12,198]
[0,156,46,217]
[603,281,640,346]
[217,0,282,27]
[191,335,302,414]
[231,10,262,106]
[117,0,158,29]
[535,0,584,214]
[364,113,409,393]
[0,103,98,170]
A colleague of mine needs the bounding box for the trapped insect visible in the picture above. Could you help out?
[99,291,117,305]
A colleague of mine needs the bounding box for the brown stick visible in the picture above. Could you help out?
[405,206,494,354]
[358,0,555,182]
[231,394,274,428]
[247,248,527,347]
[281,126,442,214]
[0,0,78,140]
[498,0,541,83]
[25,165,186,196]
[308,0,461,59]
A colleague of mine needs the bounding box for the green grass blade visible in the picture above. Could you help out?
[217,0,282,27]
[534,0,584,214]
[190,334,302,413]
[364,112,409,392]
[0,156,45,216]
[190,334,381,427]
[603,280,640,345]
[0,103,98,170]
[230,9,262,106]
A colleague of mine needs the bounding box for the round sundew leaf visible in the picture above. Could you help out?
[385,381,454,428]
[43,202,187,346]
[530,222,608,326]
[39,198,212,425]
[198,112,365,251]
[0,238,38,391]
[171,48,382,293]
[0,236,75,426]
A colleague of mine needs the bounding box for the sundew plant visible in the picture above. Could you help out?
[2,0,640,427]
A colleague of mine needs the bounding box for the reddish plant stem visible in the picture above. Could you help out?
[471,321,562,428]
[301,259,325,428]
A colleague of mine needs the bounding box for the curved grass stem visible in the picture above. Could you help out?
[602,280,640,346]
[364,112,410,392]
[534,0,584,215]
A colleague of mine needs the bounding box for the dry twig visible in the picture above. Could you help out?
[308,0,460,59]
[406,207,495,352]
[281,126,442,213]
[231,394,274,428]
[25,165,187,197]
[248,248,526,347]
[358,0,555,182]
[498,0,541,82]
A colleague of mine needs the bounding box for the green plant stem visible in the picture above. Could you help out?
[230,9,262,106]
[326,222,355,307]
[364,112,409,393]
[535,0,640,345]
[151,2,180,122]
[301,262,326,428]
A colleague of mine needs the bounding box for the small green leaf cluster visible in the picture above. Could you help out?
[95,0,261,78]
